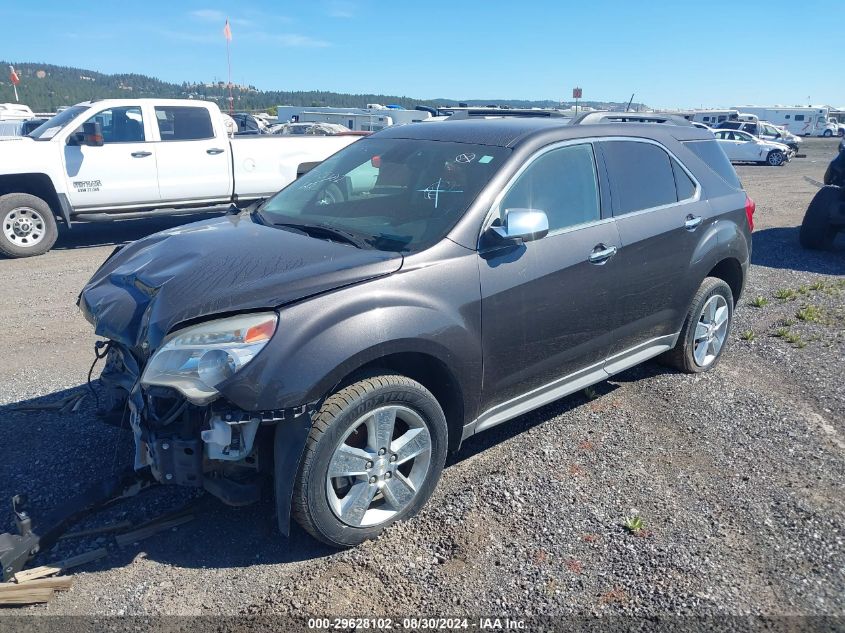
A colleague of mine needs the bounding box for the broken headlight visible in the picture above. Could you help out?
[140,313,278,404]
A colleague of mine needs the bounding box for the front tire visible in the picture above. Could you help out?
[660,277,734,374]
[823,130,833,138]
[289,374,448,547]
[766,150,786,166]
[0,193,59,258]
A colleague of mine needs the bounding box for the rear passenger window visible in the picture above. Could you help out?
[498,143,600,232]
[683,140,742,189]
[155,106,214,141]
[672,159,696,200]
[600,141,677,214]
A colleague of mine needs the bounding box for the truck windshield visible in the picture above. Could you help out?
[27,106,88,140]
[257,137,510,252]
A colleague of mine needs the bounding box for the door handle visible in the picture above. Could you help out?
[206,148,225,155]
[131,151,152,158]
[588,244,617,265]
[684,214,703,231]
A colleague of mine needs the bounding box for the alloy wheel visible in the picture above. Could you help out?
[2,207,47,248]
[692,295,729,367]
[326,405,432,527]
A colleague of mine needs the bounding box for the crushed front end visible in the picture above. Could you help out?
[93,316,314,524]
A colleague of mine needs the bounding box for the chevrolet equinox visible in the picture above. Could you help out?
[80,119,753,547]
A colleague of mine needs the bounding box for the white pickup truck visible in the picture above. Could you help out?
[0,99,361,257]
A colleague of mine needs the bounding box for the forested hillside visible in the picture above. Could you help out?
[1,62,645,113]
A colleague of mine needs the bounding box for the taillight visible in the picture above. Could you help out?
[745,195,755,231]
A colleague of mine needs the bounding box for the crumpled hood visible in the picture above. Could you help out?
[79,213,403,349]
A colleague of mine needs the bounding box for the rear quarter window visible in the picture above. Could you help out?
[683,140,742,189]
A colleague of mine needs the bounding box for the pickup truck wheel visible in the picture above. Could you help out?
[659,277,733,374]
[766,150,786,166]
[0,193,58,258]
[289,374,448,547]
[823,130,833,137]
[799,186,839,250]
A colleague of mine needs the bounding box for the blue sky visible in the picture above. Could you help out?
[3,0,841,108]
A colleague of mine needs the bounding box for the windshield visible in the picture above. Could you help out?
[258,137,510,252]
[28,105,89,140]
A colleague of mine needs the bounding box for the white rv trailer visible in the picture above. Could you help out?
[677,109,741,126]
[732,106,838,137]
[276,104,431,132]
[0,103,35,121]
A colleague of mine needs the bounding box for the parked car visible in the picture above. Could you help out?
[800,146,845,249]
[80,118,753,547]
[716,120,801,152]
[271,122,352,135]
[712,129,792,166]
[0,99,361,257]
[231,112,267,135]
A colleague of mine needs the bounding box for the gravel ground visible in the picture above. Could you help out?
[0,138,842,625]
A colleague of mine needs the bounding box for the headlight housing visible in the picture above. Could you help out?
[141,313,278,404]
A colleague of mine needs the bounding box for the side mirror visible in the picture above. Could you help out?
[492,208,549,242]
[82,121,104,147]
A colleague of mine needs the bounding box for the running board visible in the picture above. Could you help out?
[463,334,678,441]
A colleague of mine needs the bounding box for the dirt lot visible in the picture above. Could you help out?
[0,138,843,624]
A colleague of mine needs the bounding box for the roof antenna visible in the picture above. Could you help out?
[626,93,635,112]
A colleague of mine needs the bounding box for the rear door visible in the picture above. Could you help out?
[62,105,159,208]
[595,139,708,366]
[152,105,232,202]
[477,142,621,420]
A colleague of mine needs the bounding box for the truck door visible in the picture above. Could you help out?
[152,105,232,202]
[62,105,159,209]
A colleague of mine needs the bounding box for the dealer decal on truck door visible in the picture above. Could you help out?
[73,179,102,193]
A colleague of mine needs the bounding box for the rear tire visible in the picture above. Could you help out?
[0,193,58,258]
[660,277,734,374]
[289,374,448,547]
[800,186,840,250]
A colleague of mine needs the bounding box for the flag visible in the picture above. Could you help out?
[9,66,20,86]
[223,19,232,41]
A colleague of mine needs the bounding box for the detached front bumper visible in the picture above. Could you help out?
[99,343,314,531]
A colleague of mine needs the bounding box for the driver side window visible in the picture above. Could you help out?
[80,106,145,143]
[497,144,601,233]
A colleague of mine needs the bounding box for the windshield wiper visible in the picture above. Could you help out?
[271,221,367,249]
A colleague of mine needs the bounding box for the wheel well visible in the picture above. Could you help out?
[0,174,62,219]
[342,353,465,452]
[707,258,744,305]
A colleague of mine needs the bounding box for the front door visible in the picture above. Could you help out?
[62,105,159,209]
[477,142,621,425]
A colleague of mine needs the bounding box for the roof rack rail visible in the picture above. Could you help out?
[570,111,694,126]
[441,107,570,120]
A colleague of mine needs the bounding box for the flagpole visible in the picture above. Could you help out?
[226,21,234,115]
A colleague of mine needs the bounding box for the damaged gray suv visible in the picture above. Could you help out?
[80,118,753,547]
